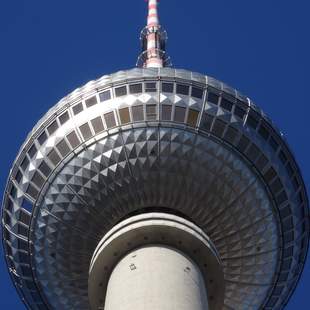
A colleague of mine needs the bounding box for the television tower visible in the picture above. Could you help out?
[2,1,309,309]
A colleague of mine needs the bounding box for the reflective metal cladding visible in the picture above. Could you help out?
[1,68,309,309]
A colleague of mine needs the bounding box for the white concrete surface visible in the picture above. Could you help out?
[104,245,209,310]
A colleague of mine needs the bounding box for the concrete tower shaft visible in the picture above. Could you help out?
[104,246,209,310]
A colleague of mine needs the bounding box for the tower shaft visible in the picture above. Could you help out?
[104,246,209,310]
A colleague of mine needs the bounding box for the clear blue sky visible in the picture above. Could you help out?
[0,0,309,308]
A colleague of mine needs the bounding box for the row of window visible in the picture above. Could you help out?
[200,110,304,213]
[13,104,201,202]
[206,90,300,190]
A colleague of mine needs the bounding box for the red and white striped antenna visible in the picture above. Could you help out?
[137,0,171,68]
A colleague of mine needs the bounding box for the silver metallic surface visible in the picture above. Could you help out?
[2,68,309,310]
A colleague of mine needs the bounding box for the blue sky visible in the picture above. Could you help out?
[0,0,309,308]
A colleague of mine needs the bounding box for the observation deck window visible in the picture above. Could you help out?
[85,96,98,108]
[99,90,111,102]
[129,83,143,94]
[59,111,69,125]
[104,112,117,128]
[132,105,144,121]
[207,92,219,105]
[176,84,189,96]
[72,102,83,115]
[161,82,174,93]
[115,86,127,97]
[161,105,172,121]
[191,87,203,99]
[91,116,105,133]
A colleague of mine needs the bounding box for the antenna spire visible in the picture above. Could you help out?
[137,0,171,68]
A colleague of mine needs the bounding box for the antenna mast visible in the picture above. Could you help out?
[137,0,171,68]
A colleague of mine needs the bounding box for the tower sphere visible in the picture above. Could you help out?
[2,2,309,310]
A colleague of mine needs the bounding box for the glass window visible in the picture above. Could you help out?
[66,131,80,149]
[270,178,283,194]
[47,120,59,135]
[207,92,219,105]
[145,82,157,92]
[56,139,71,157]
[119,107,131,124]
[32,171,45,188]
[279,150,287,165]
[237,135,250,152]
[200,113,214,131]
[18,223,29,236]
[21,156,29,171]
[191,87,203,99]
[15,170,22,183]
[48,149,61,166]
[212,119,226,137]
[258,125,269,140]
[224,126,238,144]
[59,111,69,125]
[162,82,174,93]
[276,191,288,205]
[146,105,157,120]
[264,167,277,183]
[99,90,111,102]
[132,105,144,121]
[115,86,127,97]
[220,97,233,112]
[187,109,199,127]
[234,106,246,119]
[38,131,47,145]
[246,114,258,129]
[85,96,98,108]
[174,106,186,122]
[26,184,38,200]
[161,105,172,121]
[246,144,260,162]
[79,123,92,140]
[104,112,117,128]
[38,161,51,177]
[91,116,105,133]
[28,144,37,159]
[72,102,83,115]
[256,154,268,171]
[176,84,189,96]
[269,136,279,151]
[129,83,142,94]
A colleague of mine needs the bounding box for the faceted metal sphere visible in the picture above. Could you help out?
[2,68,309,310]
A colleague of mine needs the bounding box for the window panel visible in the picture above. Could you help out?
[119,108,131,124]
[99,90,111,102]
[115,86,127,97]
[161,82,174,93]
[176,84,189,96]
[72,102,83,115]
[104,112,117,128]
[132,105,144,121]
[129,83,142,94]
[79,123,92,140]
[161,105,172,121]
[187,109,199,127]
[191,87,203,99]
[85,96,97,108]
[66,131,80,149]
[59,111,70,125]
[174,106,186,122]
[91,116,105,133]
